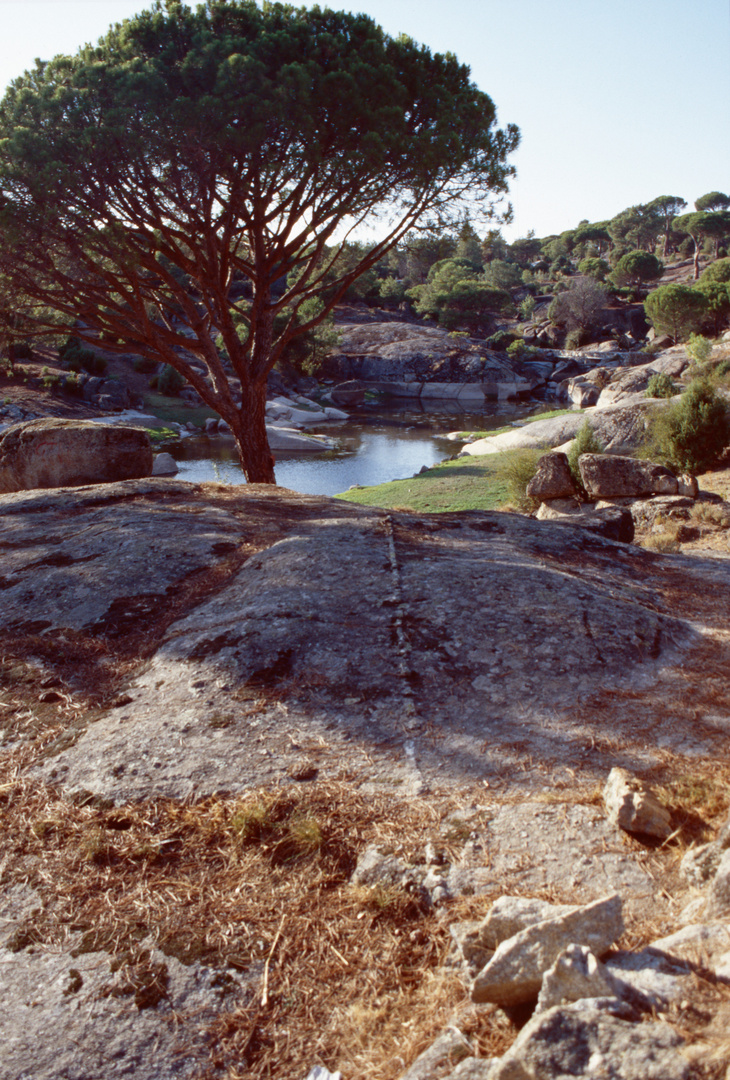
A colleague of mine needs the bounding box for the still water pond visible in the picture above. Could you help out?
[173,399,546,497]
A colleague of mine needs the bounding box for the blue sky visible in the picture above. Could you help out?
[1,0,728,240]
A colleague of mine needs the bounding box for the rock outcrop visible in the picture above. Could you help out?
[0,418,152,492]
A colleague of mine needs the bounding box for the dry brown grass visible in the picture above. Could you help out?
[0,762,520,1080]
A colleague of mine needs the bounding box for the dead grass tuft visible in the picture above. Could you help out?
[0,772,514,1079]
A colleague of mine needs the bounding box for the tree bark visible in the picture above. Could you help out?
[229,377,276,484]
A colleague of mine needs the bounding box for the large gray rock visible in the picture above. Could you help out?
[535,502,634,543]
[526,453,576,499]
[487,1003,690,1080]
[0,481,722,806]
[477,897,578,951]
[462,400,666,458]
[579,454,678,499]
[471,894,624,1006]
[535,945,628,1013]
[680,812,730,885]
[0,419,152,492]
[603,767,673,838]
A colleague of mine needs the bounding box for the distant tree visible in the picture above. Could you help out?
[408,257,511,330]
[608,204,664,254]
[609,250,664,293]
[578,257,609,282]
[482,259,522,290]
[391,234,458,285]
[481,228,510,264]
[644,284,709,342]
[695,191,730,213]
[674,212,730,277]
[508,234,542,267]
[455,220,484,266]
[0,1,519,483]
[572,221,612,258]
[693,280,730,336]
[548,277,608,336]
[645,195,687,256]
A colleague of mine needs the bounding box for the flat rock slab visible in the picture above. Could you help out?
[446,803,665,916]
[0,938,253,1080]
[0,480,725,801]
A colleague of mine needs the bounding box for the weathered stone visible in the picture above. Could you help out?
[535,945,625,1013]
[488,1003,690,1080]
[567,377,601,407]
[0,419,152,492]
[681,813,730,885]
[647,923,730,973]
[676,473,699,497]
[350,845,410,888]
[603,768,672,838]
[707,849,730,919]
[477,897,578,951]
[446,1058,498,1079]
[0,482,719,805]
[152,452,178,476]
[604,948,694,1009]
[579,454,678,499]
[526,453,576,499]
[471,894,624,1006]
[462,400,666,458]
[399,1028,474,1080]
[0,938,253,1080]
[535,503,634,543]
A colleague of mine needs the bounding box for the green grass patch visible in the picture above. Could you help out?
[336,449,543,513]
[143,392,217,427]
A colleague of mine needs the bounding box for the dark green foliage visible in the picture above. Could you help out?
[609,250,663,292]
[12,341,33,359]
[155,365,185,396]
[699,258,730,284]
[486,329,518,351]
[577,257,609,282]
[645,380,730,473]
[0,1,518,483]
[645,372,677,398]
[58,337,106,374]
[644,284,708,342]
[693,280,730,336]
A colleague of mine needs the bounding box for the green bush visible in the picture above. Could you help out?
[645,372,677,398]
[567,419,604,492]
[687,333,712,365]
[155,364,186,396]
[645,379,730,473]
[506,339,542,363]
[501,449,542,512]
[564,328,590,350]
[59,337,106,375]
[486,330,518,351]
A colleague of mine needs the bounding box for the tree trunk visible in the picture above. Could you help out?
[230,378,276,484]
[693,237,701,280]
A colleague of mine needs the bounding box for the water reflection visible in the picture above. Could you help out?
[172,400,547,497]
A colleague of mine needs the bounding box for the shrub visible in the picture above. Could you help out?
[500,449,542,512]
[567,419,604,491]
[506,339,542,363]
[645,379,730,473]
[645,372,677,398]
[486,330,518,351]
[564,328,590,350]
[59,337,106,375]
[155,364,186,396]
[687,333,712,365]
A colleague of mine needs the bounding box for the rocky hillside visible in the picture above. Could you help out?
[1,477,729,1078]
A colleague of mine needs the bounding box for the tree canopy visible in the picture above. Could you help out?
[0,0,518,482]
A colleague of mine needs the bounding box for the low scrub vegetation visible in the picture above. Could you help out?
[644,379,730,473]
